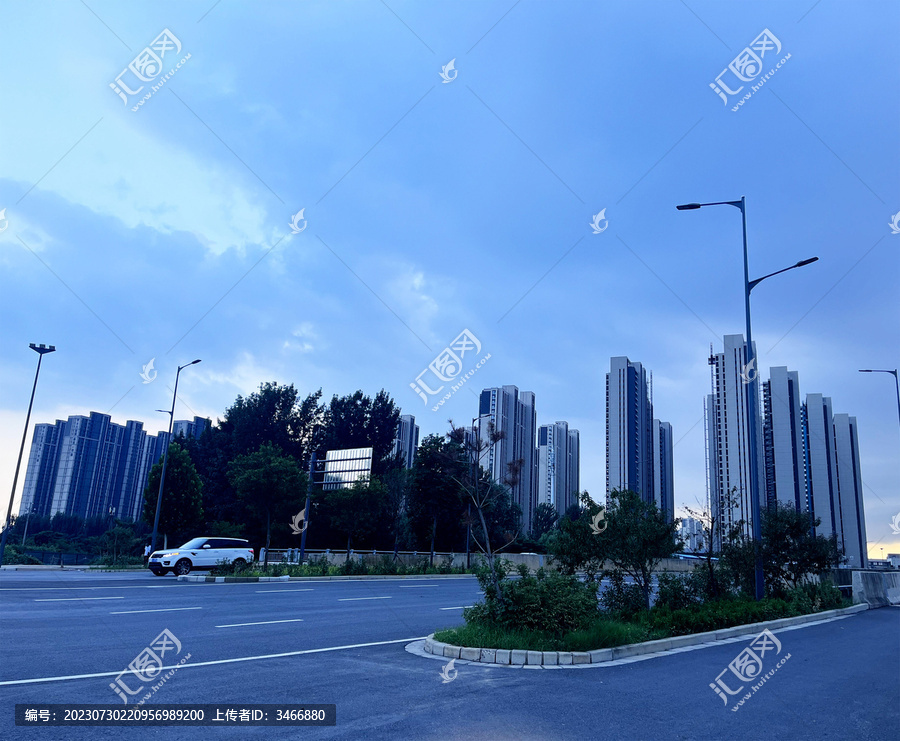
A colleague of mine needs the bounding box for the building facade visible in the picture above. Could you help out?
[393,414,419,469]
[536,421,580,519]
[653,419,674,523]
[477,386,537,530]
[17,413,204,523]
[832,413,868,568]
[705,335,765,549]
[606,357,653,501]
[762,367,806,512]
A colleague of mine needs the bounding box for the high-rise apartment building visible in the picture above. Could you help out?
[393,414,419,469]
[606,357,673,520]
[762,367,806,511]
[832,413,868,568]
[172,416,212,440]
[606,357,653,501]
[653,420,674,523]
[705,335,765,548]
[803,393,840,546]
[536,421,580,519]
[17,413,200,523]
[477,386,537,530]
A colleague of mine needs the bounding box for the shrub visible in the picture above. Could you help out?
[654,571,699,611]
[467,562,599,634]
[599,570,646,617]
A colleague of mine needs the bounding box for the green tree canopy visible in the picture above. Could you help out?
[227,442,305,556]
[320,390,400,476]
[142,442,204,546]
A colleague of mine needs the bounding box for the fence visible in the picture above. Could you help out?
[21,550,95,566]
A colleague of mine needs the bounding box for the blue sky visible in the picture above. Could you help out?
[1,0,897,557]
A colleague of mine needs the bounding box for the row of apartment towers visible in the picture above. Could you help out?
[707,335,868,568]
[395,357,676,533]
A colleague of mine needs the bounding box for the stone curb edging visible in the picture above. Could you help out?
[423,603,868,666]
[176,573,476,583]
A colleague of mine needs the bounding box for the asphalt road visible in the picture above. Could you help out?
[1,570,897,740]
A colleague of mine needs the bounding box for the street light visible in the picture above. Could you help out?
[0,344,56,566]
[150,359,201,554]
[858,369,900,446]
[676,197,818,600]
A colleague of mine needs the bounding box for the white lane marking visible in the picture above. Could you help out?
[439,606,474,610]
[110,607,203,615]
[337,596,391,601]
[0,637,426,686]
[34,597,125,602]
[255,589,315,593]
[216,618,305,628]
[3,586,181,592]
[398,585,440,588]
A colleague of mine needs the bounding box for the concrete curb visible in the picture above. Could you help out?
[423,603,868,666]
[176,573,477,583]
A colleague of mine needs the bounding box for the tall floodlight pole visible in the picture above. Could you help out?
[298,451,316,565]
[677,198,817,600]
[149,359,201,554]
[0,344,56,566]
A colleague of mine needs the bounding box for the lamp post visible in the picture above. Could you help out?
[150,359,201,554]
[0,344,56,566]
[858,369,900,446]
[677,198,818,600]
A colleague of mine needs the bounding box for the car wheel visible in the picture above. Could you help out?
[232,558,247,570]
[152,570,168,576]
[174,559,192,576]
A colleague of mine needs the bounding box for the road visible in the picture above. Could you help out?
[0,570,897,740]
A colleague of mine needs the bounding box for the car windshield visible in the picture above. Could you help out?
[177,538,207,550]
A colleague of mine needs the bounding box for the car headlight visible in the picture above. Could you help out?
[162,552,180,558]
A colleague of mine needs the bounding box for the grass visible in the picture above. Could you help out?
[433,619,662,653]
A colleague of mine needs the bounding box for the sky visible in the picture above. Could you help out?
[1,0,897,559]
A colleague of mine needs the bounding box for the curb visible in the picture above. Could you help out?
[177,573,477,583]
[423,603,868,666]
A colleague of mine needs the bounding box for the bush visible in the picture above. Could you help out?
[599,570,646,617]
[788,580,845,612]
[467,562,599,634]
[654,571,699,611]
[649,597,801,636]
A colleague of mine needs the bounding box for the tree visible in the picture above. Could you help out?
[546,492,607,582]
[407,434,465,554]
[381,466,413,556]
[320,390,400,476]
[682,487,741,601]
[227,442,304,561]
[446,422,522,604]
[326,479,388,558]
[761,504,841,592]
[142,442,204,546]
[531,502,559,539]
[602,489,681,611]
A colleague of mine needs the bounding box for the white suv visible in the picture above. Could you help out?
[148,537,254,576]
